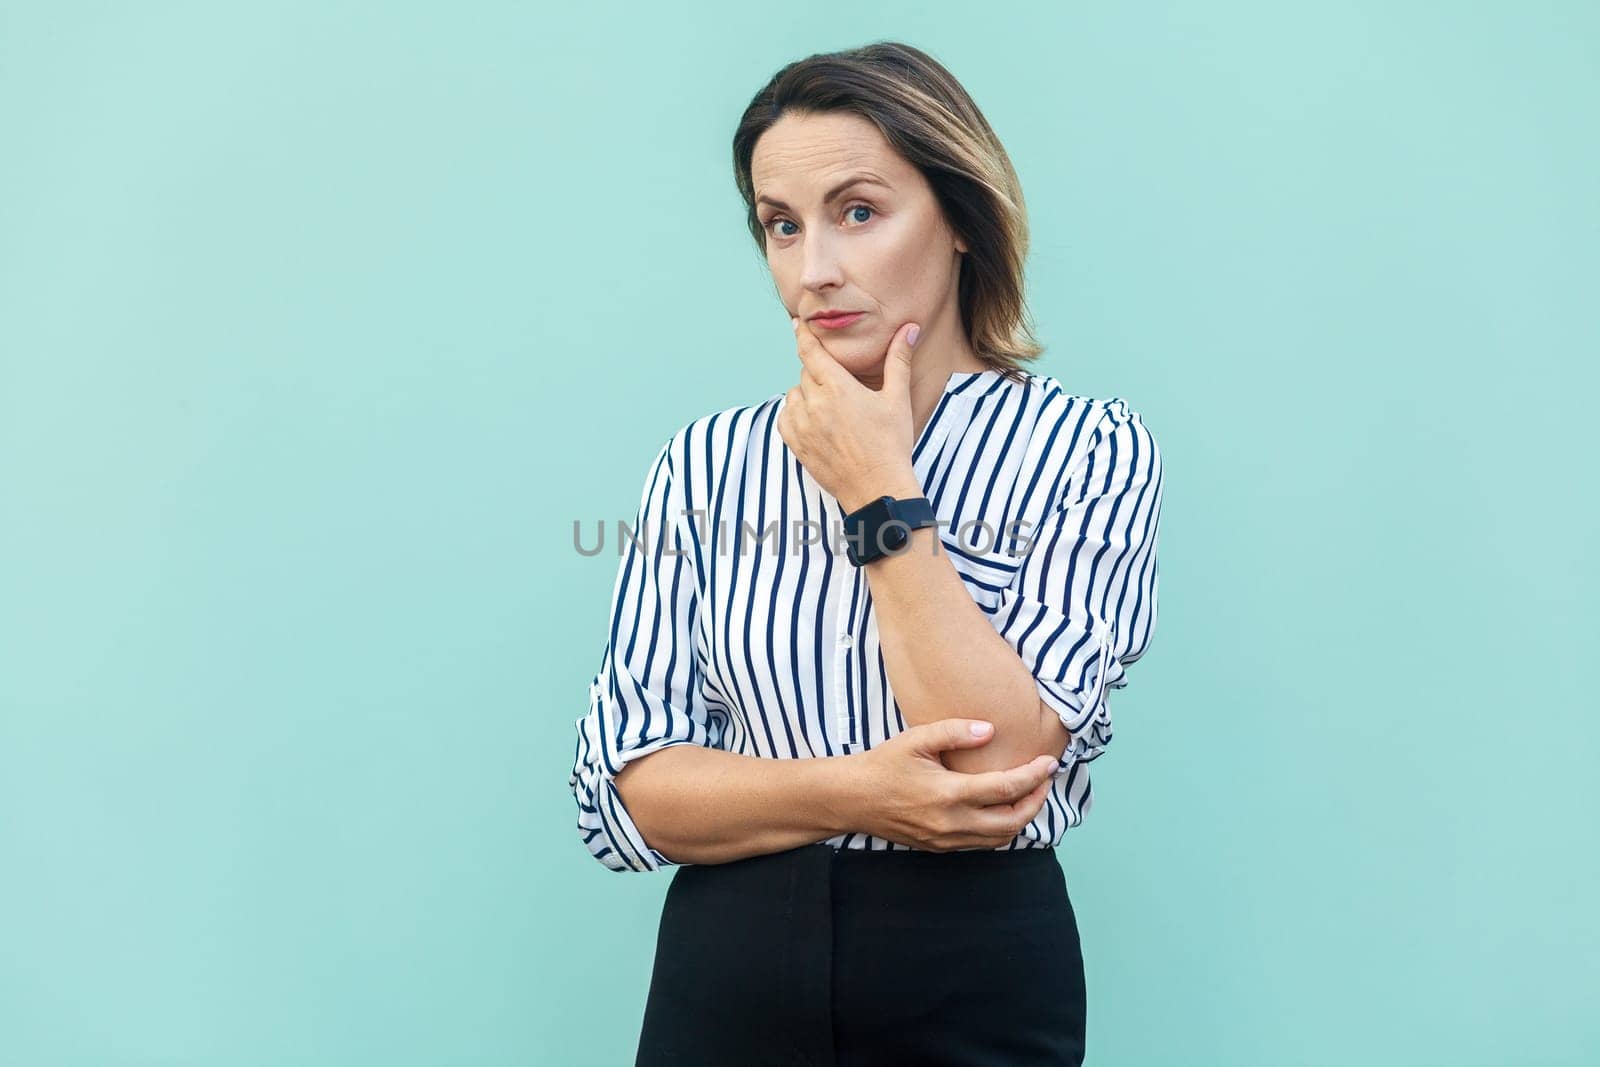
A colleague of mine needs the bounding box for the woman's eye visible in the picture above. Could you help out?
[764,204,875,238]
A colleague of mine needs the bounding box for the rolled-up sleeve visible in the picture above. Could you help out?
[989,400,1163,773]
[569,433,713,872]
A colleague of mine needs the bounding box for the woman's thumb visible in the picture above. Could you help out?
[920,718,995,755]
[881,321,919,397]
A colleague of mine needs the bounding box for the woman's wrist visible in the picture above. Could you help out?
[837,466,923,514]
[807,750,875,839]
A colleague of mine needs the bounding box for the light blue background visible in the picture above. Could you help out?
[2,3,1595,1064]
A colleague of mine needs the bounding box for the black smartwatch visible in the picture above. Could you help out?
[842,495,938,567]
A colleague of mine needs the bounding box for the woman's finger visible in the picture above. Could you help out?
[965,774,1054,842]
[956,756,1057,808]
[791,315,850,389]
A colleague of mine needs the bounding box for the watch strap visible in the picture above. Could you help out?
[843,495,937,566]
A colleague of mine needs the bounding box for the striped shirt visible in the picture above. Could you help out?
[570,367,1163,872]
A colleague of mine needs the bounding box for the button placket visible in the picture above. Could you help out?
[833,563,862,747]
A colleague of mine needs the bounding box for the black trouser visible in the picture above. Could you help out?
[636,842,1087,1066]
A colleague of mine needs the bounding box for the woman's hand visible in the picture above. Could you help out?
[777,315,922,512]
[852,719,1060,852]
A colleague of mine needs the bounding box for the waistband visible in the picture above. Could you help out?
[822,843,1065,914]
[669,842,1067,918]
[825,842,1058,866]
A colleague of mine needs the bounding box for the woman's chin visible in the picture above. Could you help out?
[834,357,888,382]
[816,338,885,372]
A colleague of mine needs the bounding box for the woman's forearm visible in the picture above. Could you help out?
[873,534,1063,775]
[846,474,1067,775]
[612,743,865,866]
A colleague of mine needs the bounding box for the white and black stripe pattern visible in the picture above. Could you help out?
[570,368,1163,872]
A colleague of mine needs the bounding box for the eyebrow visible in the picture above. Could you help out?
[755,174,891,213]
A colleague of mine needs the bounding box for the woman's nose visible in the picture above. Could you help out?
[798,236,844,288]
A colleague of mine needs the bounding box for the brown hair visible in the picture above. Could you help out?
[732,41,1042,379]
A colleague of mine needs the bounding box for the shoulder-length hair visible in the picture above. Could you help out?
[732,41,1043,378]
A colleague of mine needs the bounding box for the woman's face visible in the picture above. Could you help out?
[751,110,968,380]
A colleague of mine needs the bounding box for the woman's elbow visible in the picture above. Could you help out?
[941,674,1061,774]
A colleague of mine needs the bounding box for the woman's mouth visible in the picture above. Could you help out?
[810,312,865,330]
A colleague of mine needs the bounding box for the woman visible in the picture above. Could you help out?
[569,41,1163,1066]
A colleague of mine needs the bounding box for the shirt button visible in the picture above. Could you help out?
[839,632,852,645]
